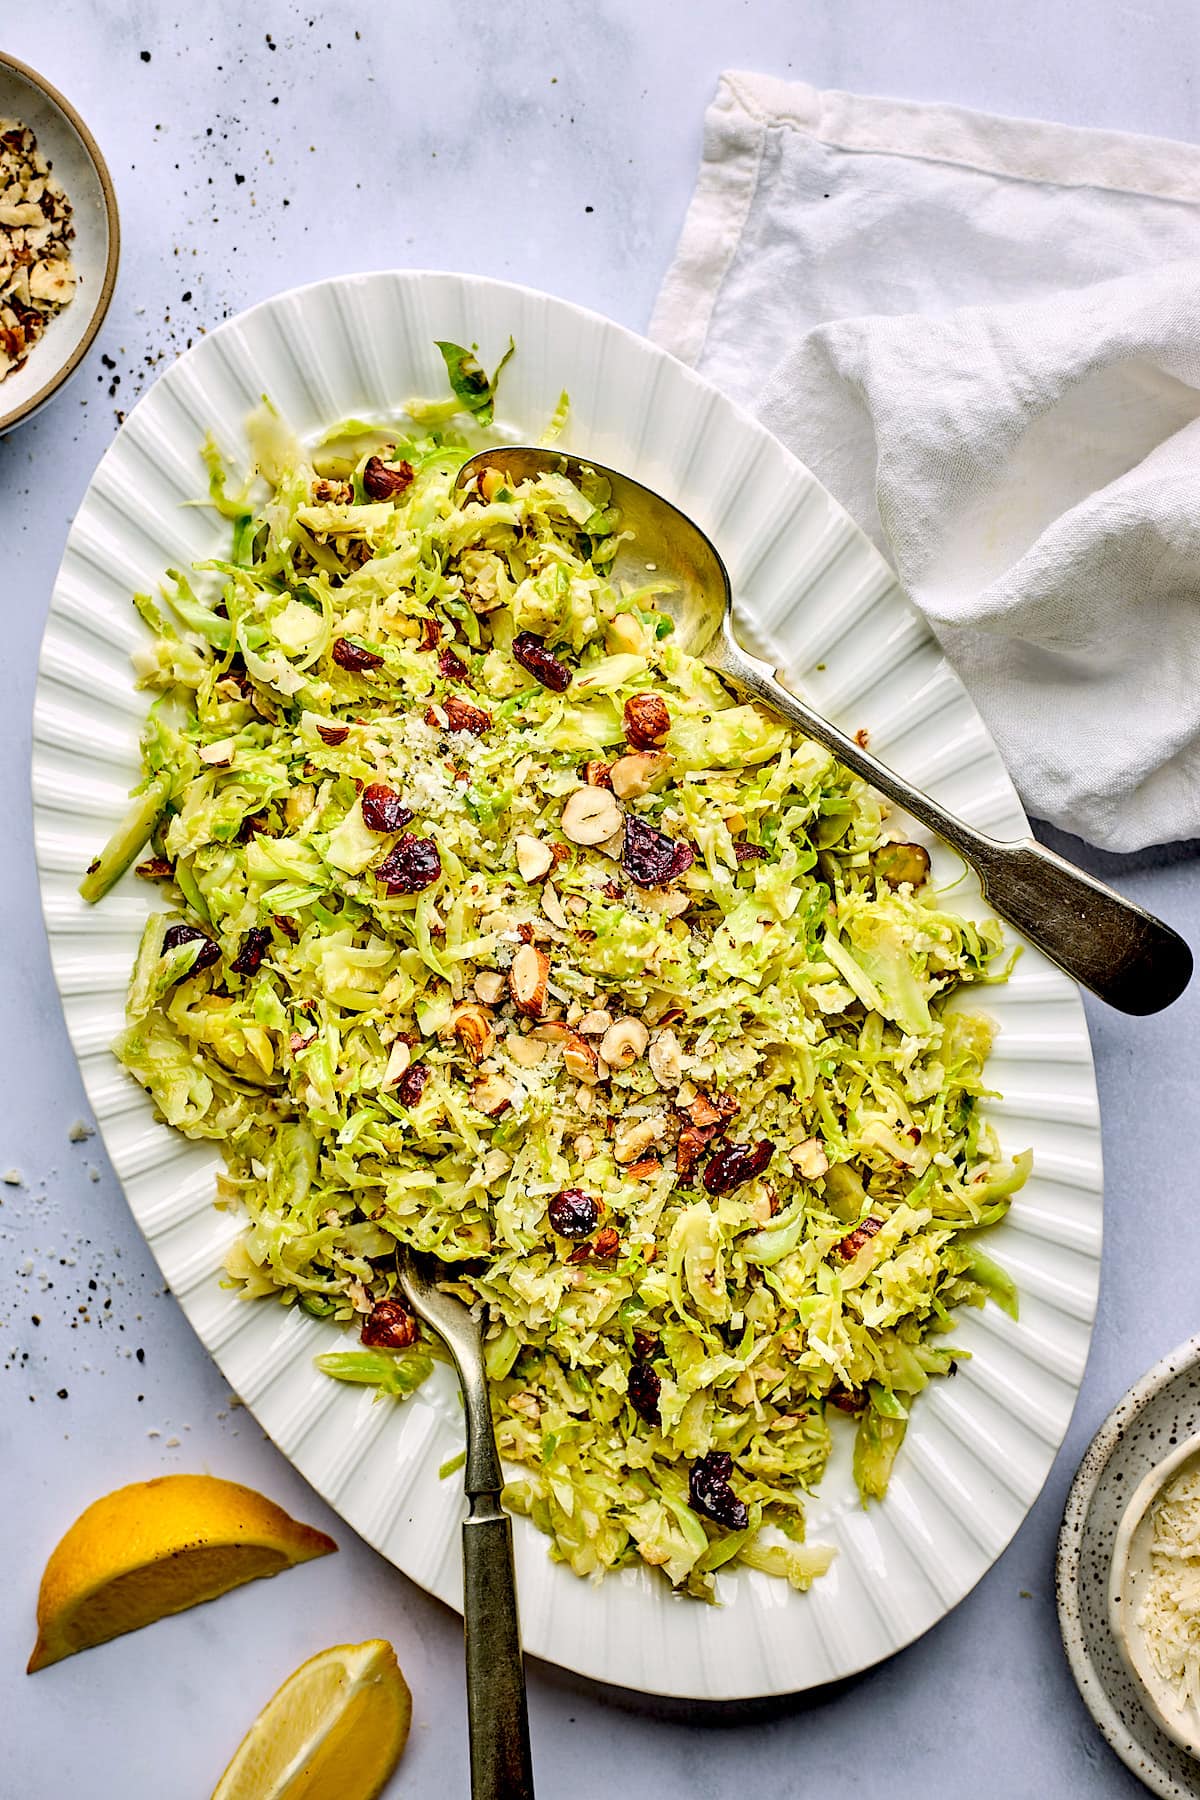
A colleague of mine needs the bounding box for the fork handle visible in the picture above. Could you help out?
[714,626,1192,1016]
[463,1497,535,1800]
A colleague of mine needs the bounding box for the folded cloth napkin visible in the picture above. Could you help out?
[650,73,1200,852]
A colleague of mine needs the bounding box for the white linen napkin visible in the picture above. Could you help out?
[650,73,1200,852]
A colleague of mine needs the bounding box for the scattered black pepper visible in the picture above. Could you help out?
[56,1388,68,1400]
[140,50,151,62]
[136,1348,145,1363]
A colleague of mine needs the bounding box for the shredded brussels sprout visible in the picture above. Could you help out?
[90,346,1029,1601]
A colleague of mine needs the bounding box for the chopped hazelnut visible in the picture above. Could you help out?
[604,612,648,656]
[613,1117,663,1164]
[563,1032,601,1084]
[791,1137,830,1180]
[199,738,235,767]
[600,1017,650,1069]
[381,1038,412,1088]
[509,944,550,1016]
[450,1003,494,1066]
[648,1028,684,1088]
[561,786,623,845]
[577,1009,613,1037]
[472,1074,515,1117]
[542,884,568,928]
[516,833,555,882]
[610,751,669,800]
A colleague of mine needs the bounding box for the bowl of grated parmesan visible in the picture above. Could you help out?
[1110,1432,1200,1761]
[0,53,118,434]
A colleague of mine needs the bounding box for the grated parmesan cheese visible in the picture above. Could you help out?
[1136,1464,1200,1712]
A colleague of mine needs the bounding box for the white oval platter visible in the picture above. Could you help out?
[31,270,1102,1699]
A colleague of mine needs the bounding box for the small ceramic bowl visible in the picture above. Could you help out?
[1109,1431,1200,1761]
[0,53,119,434]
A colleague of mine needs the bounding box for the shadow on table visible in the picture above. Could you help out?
[1031,819,1200,877]
[531,1656,866,1727]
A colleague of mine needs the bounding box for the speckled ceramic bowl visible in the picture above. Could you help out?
[1058,1336,1200,1798]
[0,53,119,434]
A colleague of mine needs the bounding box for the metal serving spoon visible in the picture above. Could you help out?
[456,447,1192,1016]
[396,1246,535,1800]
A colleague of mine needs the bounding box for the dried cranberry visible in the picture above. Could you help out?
[162,923,219,975]
[547,1189,600,1238]
[332,637,384,672]
[703,1140,774,1196]
[394,1062,429,1106]
[828,1386,867,1414]
[623,693,671,749]
[273,914,299,942]
[361,784,414,834]
[834,1217,884,1261]
[360,1297,419,1348]
[237,810,269,843]
[316,720,350,746]
[135,857,173,880]
[230,925,272,976]
[621,814,695,889]
[689,1451,749,1531]
[438,646,470,684]
[734,840,765,863]
[362,455,414,501]
[512,631,572,692]
[628,1361,661,1425]
[632,1329,659,1360]
[375,834,442,893]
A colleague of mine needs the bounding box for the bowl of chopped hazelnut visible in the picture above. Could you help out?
[0,54,119,433]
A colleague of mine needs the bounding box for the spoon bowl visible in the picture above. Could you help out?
[456,446,1192,1017]
[459,445,730,658]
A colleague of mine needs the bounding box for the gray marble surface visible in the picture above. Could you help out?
[2,4,1198,1795]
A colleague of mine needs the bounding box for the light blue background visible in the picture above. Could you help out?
[2,5,1197,1795]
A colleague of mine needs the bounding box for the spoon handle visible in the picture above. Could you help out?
[716,632,1192,1015]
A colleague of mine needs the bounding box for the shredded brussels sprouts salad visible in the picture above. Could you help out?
[83,339,1030,1600]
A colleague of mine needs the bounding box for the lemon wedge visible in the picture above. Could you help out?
[212,1639,412,1800]
[28,1474,337,1671]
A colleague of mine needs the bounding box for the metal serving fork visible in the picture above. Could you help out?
[396,1245,535,1800]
